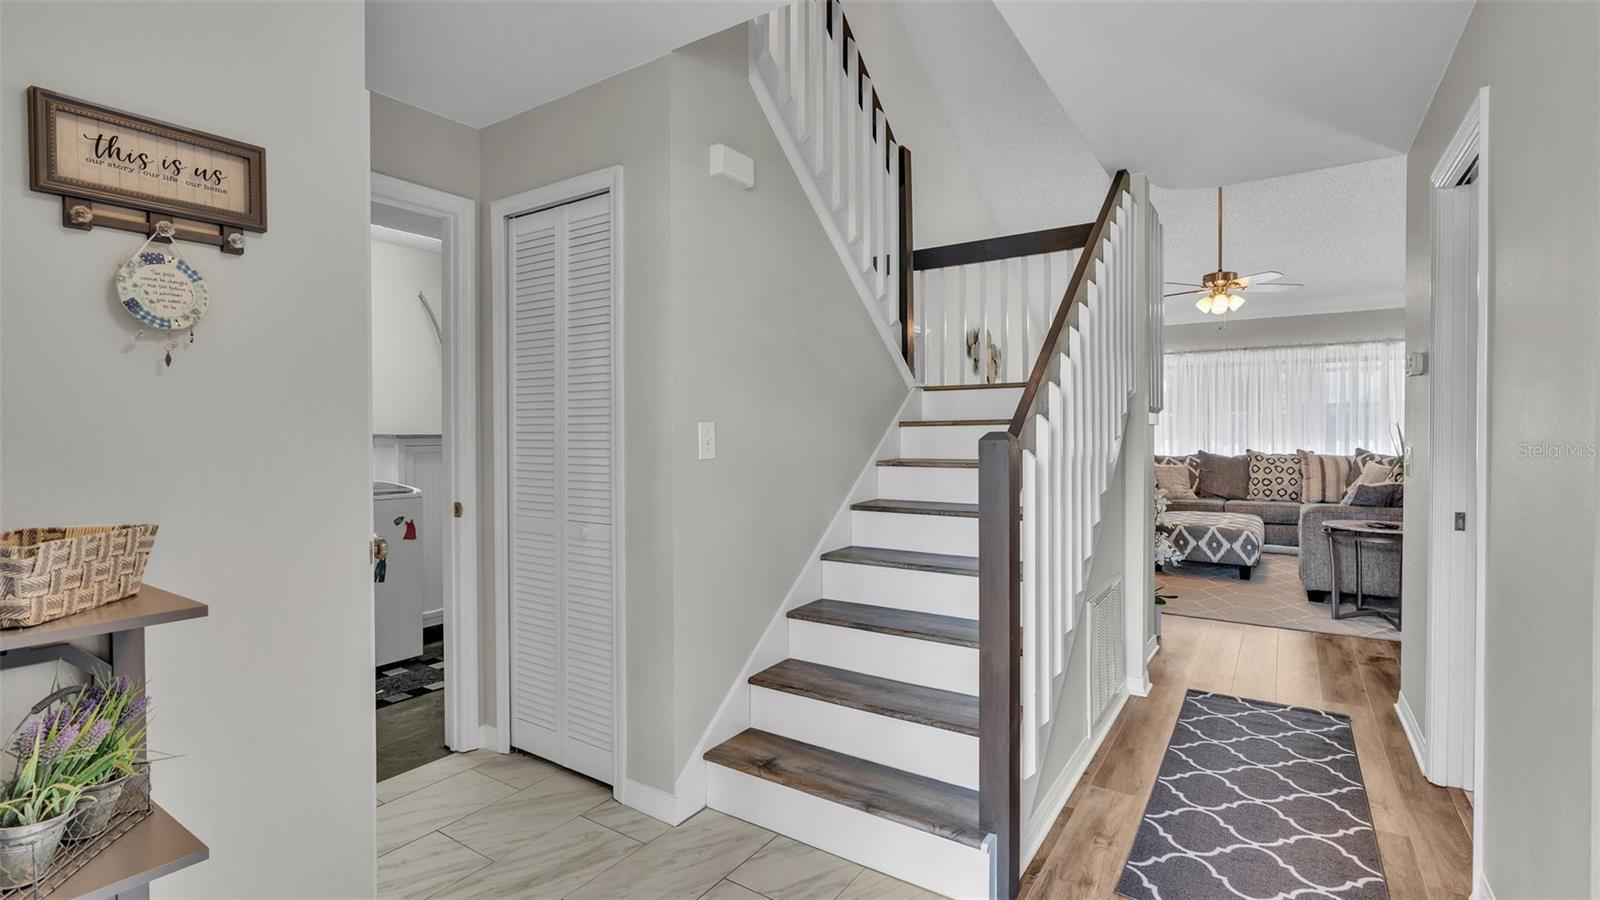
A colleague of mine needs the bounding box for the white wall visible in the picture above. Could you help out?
[1402,3,1598,897]
[0,3,374,896]
[371,237,443,435]
[1164,308,1404,352]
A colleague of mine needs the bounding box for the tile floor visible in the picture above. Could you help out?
[1157,550,1400,641]
[377,750,944,900]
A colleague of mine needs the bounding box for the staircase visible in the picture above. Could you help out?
[704,2,1163,897]
[704,384,1018,899]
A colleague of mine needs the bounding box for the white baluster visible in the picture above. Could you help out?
[842,40,859,243]
[1034,412,1053,723]
[1020,446,1038,779]
[885,140,899,321]
[825,0,843,208]
[1047,379,1066,671]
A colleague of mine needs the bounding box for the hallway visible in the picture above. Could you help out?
[1020,615,1472,900]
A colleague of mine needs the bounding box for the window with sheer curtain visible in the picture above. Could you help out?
[1155,341,1405,456]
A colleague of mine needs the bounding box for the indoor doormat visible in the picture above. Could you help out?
[376,654,445,708]
[1117,690,1388,900]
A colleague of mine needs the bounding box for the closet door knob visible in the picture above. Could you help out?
[579,525,592,539]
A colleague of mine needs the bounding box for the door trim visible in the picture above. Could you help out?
[490,166,626,793]
[1420,85,1488,892]
[371,172,482,752]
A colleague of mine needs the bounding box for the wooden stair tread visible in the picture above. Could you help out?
[751,658,978,734]
[819,546,978,576]
[704,729,982,847]
[850,498,977,518]
[900,418,1008,427]
[788,599,979,649]
[920,382,1025,391]
[876,458,977,469]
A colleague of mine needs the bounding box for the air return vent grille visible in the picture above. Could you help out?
[1088,579,1125,724]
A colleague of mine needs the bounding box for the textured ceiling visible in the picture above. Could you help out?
[367,0,780,128]
[1154,155,1406,325]
[994,1,1473,187]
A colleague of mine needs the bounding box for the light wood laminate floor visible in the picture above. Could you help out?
[377,750,943,900]
[1020,615,1473,900]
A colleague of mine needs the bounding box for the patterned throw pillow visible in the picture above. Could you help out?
[1353,448,1399,485]
[1245,450,1303,501]
[1342,481,1404,507]
[1297,450,1355,503]
[1154,454,1200,493]
[1341,460,1398,504]
[1155,464,1197,499]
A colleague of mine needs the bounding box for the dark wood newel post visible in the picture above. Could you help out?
[978,431,1021,898]
[897,144,915,373]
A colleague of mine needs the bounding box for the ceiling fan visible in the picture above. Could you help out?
[1164,186,1301,316]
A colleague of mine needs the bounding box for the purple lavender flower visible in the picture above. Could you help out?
[43,721,81,761]
[119,694,148,725]
[14,716,44,751]
[83,718,112,748]
[114,676,131,695]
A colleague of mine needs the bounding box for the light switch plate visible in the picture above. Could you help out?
[698,421,716,460]
[709,144,754,190]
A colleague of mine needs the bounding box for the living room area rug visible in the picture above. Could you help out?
[1159,552,1399,642]
[1117,690,1389,900]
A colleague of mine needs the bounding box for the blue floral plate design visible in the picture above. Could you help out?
[115,249,208,331]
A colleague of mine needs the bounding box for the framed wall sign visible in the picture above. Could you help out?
[28,86,267,252]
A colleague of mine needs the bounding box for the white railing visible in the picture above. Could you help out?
[914,249,1079,386]
[749,0,910,376]
[980,172,1158,896]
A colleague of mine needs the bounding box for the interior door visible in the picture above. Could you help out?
[507,193,616,784]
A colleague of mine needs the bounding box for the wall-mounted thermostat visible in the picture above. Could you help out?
[709,144,754,190]
[1405,351,1428,376]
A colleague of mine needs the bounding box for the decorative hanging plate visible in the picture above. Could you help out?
[115,249,208,331]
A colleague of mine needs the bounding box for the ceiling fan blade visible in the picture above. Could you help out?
[1238,271,1284,286]
[1163,289,1206,298]
[1163,282,1204,289]
[1243,282,1302,293]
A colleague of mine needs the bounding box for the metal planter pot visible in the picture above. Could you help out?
[0,810,73,890]
[70,776,129,840]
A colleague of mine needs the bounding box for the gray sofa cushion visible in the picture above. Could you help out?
[1222,499,1303,525]
[1166,497,1226,514]
[1298,504,1404,595]
[1196,451,1250,500]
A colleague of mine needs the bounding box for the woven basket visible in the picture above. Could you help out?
[0,525,158,629]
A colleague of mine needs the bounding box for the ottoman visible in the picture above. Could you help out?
[1160,511,1265,579]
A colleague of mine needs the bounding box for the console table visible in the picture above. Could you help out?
[0,587,209,899]
[1323,519,1403,628]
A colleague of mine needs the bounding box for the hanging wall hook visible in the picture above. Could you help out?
[67,204,94,226]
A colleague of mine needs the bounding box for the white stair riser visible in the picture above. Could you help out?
[920,387,1023,421]
[876,467,977,504]
[821,561,977,619]
[789,620,978,695]
[750,687,979,790]
[706,765,989,900]
[850,510,977,556]
[900,424,995,458]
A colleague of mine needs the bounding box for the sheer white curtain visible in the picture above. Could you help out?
[1156,341,1405,456]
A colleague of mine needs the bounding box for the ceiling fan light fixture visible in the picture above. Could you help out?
[1195,295,1214,313]
[1227,293,1246,312]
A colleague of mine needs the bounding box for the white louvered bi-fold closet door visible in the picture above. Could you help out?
[507,193,616,784]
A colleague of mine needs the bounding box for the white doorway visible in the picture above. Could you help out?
[491,168,625,787]
[1421,85,1487,884]
[370,174,481,758]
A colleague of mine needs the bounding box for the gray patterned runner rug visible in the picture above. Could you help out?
[1117,691,1388,900]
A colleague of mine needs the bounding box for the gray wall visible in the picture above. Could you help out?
[479,28,907,791]
[0,2,375,894]
[371,93,481,200]
[1164,308,1404,352]
[1402,3,1599,896]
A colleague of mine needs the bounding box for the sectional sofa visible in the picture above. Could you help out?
[1157,450,1403,600]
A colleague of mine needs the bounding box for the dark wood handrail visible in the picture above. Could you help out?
[912,223,1092,271]
[1007,170,1130,436]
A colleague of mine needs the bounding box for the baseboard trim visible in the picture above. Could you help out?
[1145,634,1159,665]
[1473,872,1495,900]
[1394,693,1428,778]
[1022,687,1130,865]
[479,725,508,754]
[422,608,444,629]
[618,778,688,826]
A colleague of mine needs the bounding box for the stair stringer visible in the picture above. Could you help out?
[668,390,920,823]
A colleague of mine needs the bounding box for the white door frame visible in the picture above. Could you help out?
[489,166,627,792]
[371,173,482,752]
[1419,86,1488,893]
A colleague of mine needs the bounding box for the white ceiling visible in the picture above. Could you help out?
[994,1,1473,188]
[1154,155,1406,325]
[367,0,781,129]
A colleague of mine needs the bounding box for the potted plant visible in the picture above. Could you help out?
[61,678,147,838]
[0,712,90,888]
